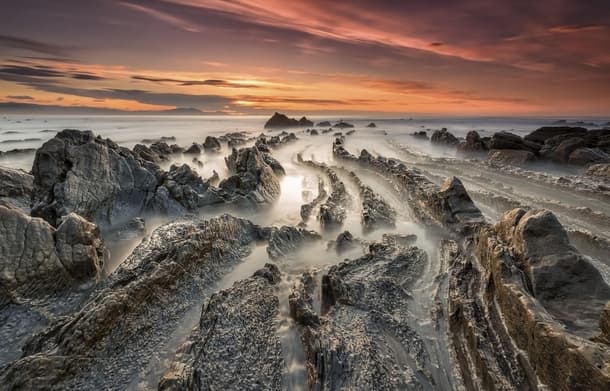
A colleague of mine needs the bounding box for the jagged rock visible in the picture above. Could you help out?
[366,122,376,128]
[431,128,459,145]
[328,230,359,254]
[0,206,105,299]
[202,136,221,151]
[264,112,313,128]
[586,163,610,179]
[170,144,184,153]
[0,166,33,211]
[568,147,610,165]
[333,121,354,129]
[525,126,587,144]
[297,160,351,231]
[184,143,202,154]
[310,129,319,136]
[160,164,223,211]
[288,271,320,327]
[159,264,283,391]
[220,147,283,206]
[150,141,173,156]
[31,129,161,228]
[465,209,610,389]
[300,177,327,223]
[105,217,146,242]
[411,131,428,139]
[332,145,483,234]
[218,131,250,148]
[348,171,396,231]
[489,131,540,153]
[266,226,321,260]
[457,130,487,153]
[316,121,331,127]
[133,143,166,163]
[293,240,433,389]
[488,149,537,165]
[205,170,220,185]
[0,215,266,390]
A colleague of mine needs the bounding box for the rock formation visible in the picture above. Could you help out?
[0,166,33,211]
[264,112,313,128]
[159,264,283,391]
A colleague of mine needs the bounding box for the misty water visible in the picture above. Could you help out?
[1,114,609,389]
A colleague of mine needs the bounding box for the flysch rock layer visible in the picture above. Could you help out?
[0,215,266,390]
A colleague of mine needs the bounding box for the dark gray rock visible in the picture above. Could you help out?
[0,206,105,299]
[264,112,313,128]
[266,226,321,260]
[489,131,540,153]
[202,136,221,151]
[183,143,202,154]
[525,126,587,144]
[159,264,283,391]
[220,146,283,206]
[431,128,459,145]
[31,129,161,228]
[300,177,327,223]
[0,215,265,390]
[316,121,331,127]
[457,130,488,153]
[333,121,354,129]
[348,171,396,232]
[293,240,433,390]
[366,122,376,128]
[0,166,33,211]
[488,149,537,165]
[161,164,223,211]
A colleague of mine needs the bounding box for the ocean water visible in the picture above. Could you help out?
[2,114,606,171]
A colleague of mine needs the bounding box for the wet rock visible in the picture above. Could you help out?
[169,144,184,153]
[159,264,283,391]
[0,166,33,211]
[348,171,396,232]
[310,128,319,136]
[488,149,537,165]
[220,146,283,206]
[150,141,173,156]
[289,271,320,327]
[264,112,313,128]
[31,129,161,228]
[489,131,540,154]
[105,217,146,242]
[300,177,327,223]
[0,215,265,390]
[294,240,433,389]
[568,147,610,165]
[205,170,220,185]
[464,209,610,389]
[183,143,202,154]
[525,126,587,144]
[133,143,166,163]
[0,206,105,299]
[316,121,331,127]
[297,156,351,230]
[457,130,488,153]
[160,164,223,211]
[411,130,428,139]
[266,226,321,260]
[328,230,359,254]
[333,145,483,234]
[218,131,250,148]
[366,122,376,128]
[431,128,459,145]
[333,121,354,129]
[586,163,610,179]
[202,136,221,151]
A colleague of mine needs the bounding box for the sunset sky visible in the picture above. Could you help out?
[1,0,609,116]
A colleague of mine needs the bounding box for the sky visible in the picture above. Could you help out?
[1,0,609,116]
